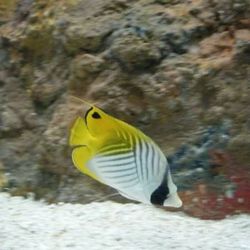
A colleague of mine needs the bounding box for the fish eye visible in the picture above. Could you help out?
[92,112,101,119]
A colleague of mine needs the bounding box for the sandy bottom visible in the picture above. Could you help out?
[0,192,249,250]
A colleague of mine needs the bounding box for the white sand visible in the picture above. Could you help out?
[0,192,249,250]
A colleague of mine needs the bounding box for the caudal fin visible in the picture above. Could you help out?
[163,192,182,208]
[164,169,182,208]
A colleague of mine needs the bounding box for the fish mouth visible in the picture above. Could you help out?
[71,144,87,150]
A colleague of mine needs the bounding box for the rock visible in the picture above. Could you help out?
[203,106,225,125]
[199,31,234,57]
[0,106,23,136]
[211,0,250,25]
[0,161,7,190]
[102,0,130,13]
[0,37,11,70]
[18,21,55,57]
[110,33,162,70]
[233,29,250,64]
[71,54,105,79]
[0,129,42,193]
[31,82,63,107]
[228,134,250,164]
[0,49,9,69]
[162,29,190,54]
[69,54,105,92]
[0,0,250,219]
[0,0,18,24]
[154,0,175,4]
[64,17,115,54]
[15,0,34,22]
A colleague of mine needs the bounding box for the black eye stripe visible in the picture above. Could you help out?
[92,112,101,119]
[85,107,93,124]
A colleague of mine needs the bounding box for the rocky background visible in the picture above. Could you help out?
[0,0,250,219]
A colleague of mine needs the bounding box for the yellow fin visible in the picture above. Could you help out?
[72,146,99,181]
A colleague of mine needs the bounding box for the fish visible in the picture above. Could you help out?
[69,100,182,207]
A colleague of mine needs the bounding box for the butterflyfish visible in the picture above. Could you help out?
[69,101,182,207]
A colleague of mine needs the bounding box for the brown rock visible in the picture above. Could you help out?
[228,134,250,165]
[203,106,225,125]
[31,82,63,107]
[199,31,234,57]
[18,22,55,57]
[71,54,105,79]
[0,106,23,136]
[0,0,18,23]
[0,161,7,190]
[111,34,162,70]
[69,53,106,94]
[64,17,115,54]
[233,29,250,64]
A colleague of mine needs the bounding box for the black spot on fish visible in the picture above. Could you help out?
[150,171,169,206]
[92,112,101,119]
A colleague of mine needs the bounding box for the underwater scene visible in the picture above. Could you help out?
[0,1,249,249]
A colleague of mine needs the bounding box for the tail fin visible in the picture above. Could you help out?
[163,170,182,208]
[163,192,182,208]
